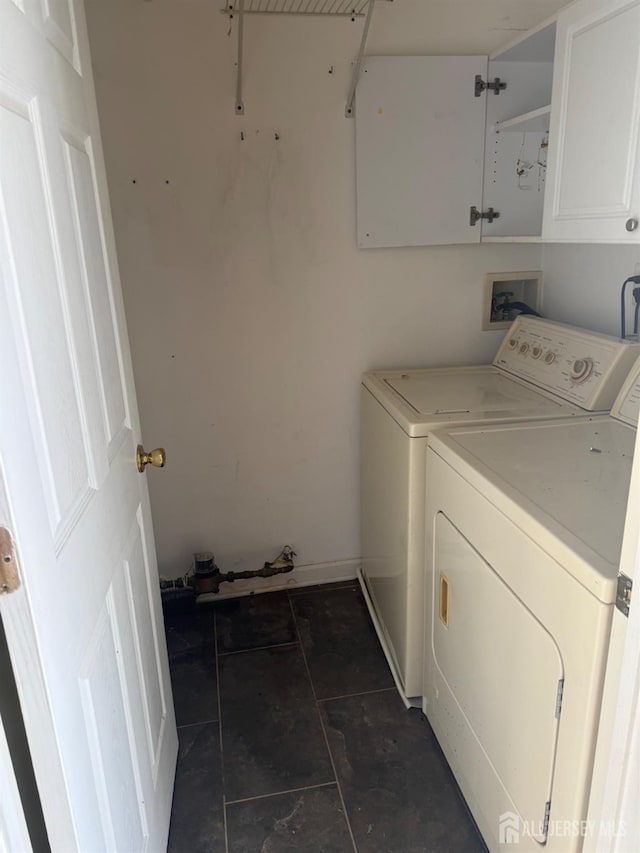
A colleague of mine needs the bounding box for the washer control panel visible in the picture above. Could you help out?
[494,316,640,411]
[612,356,640,425]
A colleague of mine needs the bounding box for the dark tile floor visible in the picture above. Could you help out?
[164,580,487,853]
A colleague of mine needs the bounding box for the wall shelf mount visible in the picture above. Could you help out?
[221,0,391,116]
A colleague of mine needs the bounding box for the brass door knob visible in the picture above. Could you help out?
[136,445,166,473]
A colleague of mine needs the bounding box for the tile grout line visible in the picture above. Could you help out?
[287,595,359,853]
[176,717,220,730]
[217,640,299,657]
[214,611,230,853]
[225,780,337,806]
[318,686,396,703]
[287,583,358,598]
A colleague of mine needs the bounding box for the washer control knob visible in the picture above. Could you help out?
[626,218,638,232]
[519,342,529,355]
[508,338,519,350]
[544,351,556,365]
[570,357,594,383]
[532,346,542,360]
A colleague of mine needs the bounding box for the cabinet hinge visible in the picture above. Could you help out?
[0,527,20,595]
[470,205,500,226]
[616,573,632,617]
[555,678,564,718]
[474,75,507,97]
[543,801,551,838]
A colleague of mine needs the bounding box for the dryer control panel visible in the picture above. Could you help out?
[493,316,640,411]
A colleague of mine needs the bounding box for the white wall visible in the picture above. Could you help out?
[543,244,640,338]
[85,0,563,578]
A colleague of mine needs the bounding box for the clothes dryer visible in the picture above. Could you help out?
[421,356,640,852]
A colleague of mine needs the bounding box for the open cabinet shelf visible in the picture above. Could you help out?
[496,105,551,133]
[489,18,557,62]
[482,235,543,243]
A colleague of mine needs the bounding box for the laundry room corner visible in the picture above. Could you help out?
[84,0,562,580]
[542,243,640,337]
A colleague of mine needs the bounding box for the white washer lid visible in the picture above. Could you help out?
[362,366,583,437]
[429,417,635,602]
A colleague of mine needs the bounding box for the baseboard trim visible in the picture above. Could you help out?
[196,558,360,603]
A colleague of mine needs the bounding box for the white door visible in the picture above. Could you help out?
[542,0,640,242]
[0,1,178,850]
[355,56,488,247]
[585,419,640,852]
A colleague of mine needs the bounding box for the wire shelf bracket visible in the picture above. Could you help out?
[222,0,389,116]
[234,0,246,115]
[344,0,377,117]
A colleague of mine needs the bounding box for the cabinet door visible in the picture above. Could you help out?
[542,0,640,242]
[355,56,487,247]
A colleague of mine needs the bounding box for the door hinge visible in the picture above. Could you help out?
[474,75,507,97]
[543,801,551,838]
[470,205,500,226]
[0,527,20,595]
[616,573,632,617]
[555,678,564,718]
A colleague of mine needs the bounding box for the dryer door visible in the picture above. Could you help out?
[429,512,563,842]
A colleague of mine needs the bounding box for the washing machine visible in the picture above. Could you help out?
[360,316,640,703]
[422,356,640,852]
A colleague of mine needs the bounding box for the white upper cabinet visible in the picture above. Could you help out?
[542,0,640,242]
[355,0,640,246]
[355,21,556,247]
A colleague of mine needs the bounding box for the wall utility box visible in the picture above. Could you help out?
[483,270,543,331]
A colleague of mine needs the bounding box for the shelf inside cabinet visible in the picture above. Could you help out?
[490,18,556,62]
[482,235,543,243]
[496,105,551,133]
